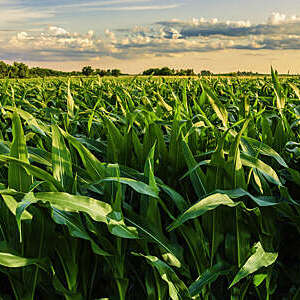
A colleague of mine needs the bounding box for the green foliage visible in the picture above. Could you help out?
[0,72,298,299]
[142,67,197,76]
[82,66,94,77]
[0,61,123,79]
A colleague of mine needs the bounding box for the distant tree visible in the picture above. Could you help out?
[95,69,107,77]
[0,61,8,78]
[0,61,84,78]
[111,69,121,77]
[8,63,19,78]
[100,70,107,77]
[143,68,159,75]
[142,67,175,76]
[176,69,186,76]
[185,69,195,76]
[82,66,94,76]
[15,62,29,78]
[200,70,213,76]
[159,67,174,76]
[70,71,80,76]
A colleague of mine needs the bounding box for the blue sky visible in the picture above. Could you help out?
[1,0,300,73]
[3,0,300,30]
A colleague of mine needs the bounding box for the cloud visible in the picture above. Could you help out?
[53,0,151,9]
[3,0,179,13]
[0,0,182,33]
[93,4,181,11]
[2,12,300,62]
[156,14,300,38]
[3,26,119,62]
[267,12,300,25]
[0,7,55,26]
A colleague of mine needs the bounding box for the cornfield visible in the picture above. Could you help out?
[0,69,299,299]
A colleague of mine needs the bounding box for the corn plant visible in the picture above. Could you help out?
[0,71,298,299]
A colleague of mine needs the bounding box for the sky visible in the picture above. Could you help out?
[1,0,300,73]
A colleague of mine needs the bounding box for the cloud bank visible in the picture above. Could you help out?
[2,12,300,62]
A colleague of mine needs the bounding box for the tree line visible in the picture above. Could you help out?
[0,61,265,79]
[141,67,264,76]
[143,67,195,76]
[0,61,75,78]
[81,66,121,77]
[142,67,213,76]
[0,61,212,78]
[0,61,123,78]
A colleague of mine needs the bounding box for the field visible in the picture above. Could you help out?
[0,71,299,299]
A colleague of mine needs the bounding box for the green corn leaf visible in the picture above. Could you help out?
[8,112,33,192]
[132,253,190,300]
[88,98,101,134]
[124,209,181,268]
[214,188,281,207]
[229,242,278,288]
[189,262,232,296]
[144,143,161,226]
[61,129,106,181]
[0,155,62,191]
[100,177,159,198]
[226,119,249,189]
[17,192,138,239]
[168,193,258,231]
[67,79,75,117]
[201,82,228,128]
[240,152,282,186]
[2,194,32,220]
[181,138,207,197]
[158,183,188,212]
[241,136,288,168]
[0,252,44,268]
[4,106,48,136]
[271,67,285,111]
[52,124,73,192]
[105,117,124,162]
[0,242,47,269]
[51,208,112,256]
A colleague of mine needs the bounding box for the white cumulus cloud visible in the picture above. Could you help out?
[2,12,300,62]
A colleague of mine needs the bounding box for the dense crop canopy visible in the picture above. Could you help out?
[0,73,299,299]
